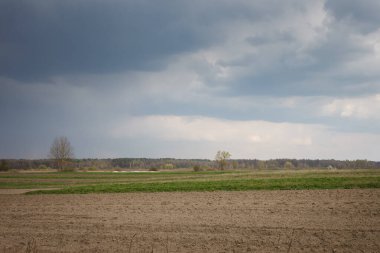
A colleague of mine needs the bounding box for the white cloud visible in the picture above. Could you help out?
[110,115,380,160]
[111,115,321,143]
[321,94,380,119]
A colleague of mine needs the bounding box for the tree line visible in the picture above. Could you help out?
[1,157,379,171]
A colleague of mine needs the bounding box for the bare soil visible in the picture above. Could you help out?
[0,189,379,252]
[0,189,61,195]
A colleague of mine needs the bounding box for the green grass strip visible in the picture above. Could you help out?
[26,176,380,194]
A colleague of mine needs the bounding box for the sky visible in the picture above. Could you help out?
[1,0,380,160]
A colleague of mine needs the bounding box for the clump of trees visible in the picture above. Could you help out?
[284,161,294,170]
[215,150,231,170]
[193,165,202,172]
[49,136,74,171]
[0,160,9,171]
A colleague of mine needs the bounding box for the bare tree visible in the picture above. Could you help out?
[215,150,231,170]
[49,136,74,171]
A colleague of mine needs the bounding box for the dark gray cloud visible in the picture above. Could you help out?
[0,0,318,81]
[245,33,294,46]
[325,0,380,32]
[0,0,218,80]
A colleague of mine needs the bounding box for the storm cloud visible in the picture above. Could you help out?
[0,0,213,80]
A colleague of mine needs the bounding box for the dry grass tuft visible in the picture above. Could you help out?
[25,238,37,253]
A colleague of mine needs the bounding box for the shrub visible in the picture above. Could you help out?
[284,161,295,170]
[193,165,202,172]
[38,164,50,170]
[162,163,175,170]
[62,167,76,172]
[0,160,9,171]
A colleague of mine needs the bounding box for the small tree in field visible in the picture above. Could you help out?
[284,161,294,170]
[215,150,231,170]
[49,136,74,171]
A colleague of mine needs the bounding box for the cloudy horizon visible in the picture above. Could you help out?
[1,0,380,160]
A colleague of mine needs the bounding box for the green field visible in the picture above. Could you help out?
[0,169,379,194]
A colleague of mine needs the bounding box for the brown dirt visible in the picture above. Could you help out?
[0,189,379,253]
[0,189,61,195]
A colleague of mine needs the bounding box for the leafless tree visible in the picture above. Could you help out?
[215,150,231,170]
[49,136,74,170]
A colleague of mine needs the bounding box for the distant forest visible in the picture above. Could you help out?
[1,158,379,171]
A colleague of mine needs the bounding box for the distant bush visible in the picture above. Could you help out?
[161,163,175,170]
[62,167,76,172]
[38,164,50,170]
[149,167,159,171]
[79,167,98,172]
[193,165,202,172]
[0,160,9,171]
[284,161,295,170]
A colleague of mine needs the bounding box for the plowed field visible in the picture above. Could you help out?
[1,189,379,252]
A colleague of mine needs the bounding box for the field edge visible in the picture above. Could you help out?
[26,176,380,194]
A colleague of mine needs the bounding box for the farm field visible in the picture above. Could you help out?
[0,169,380,194]
[0,189,379,252]
[0,169,379,252]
